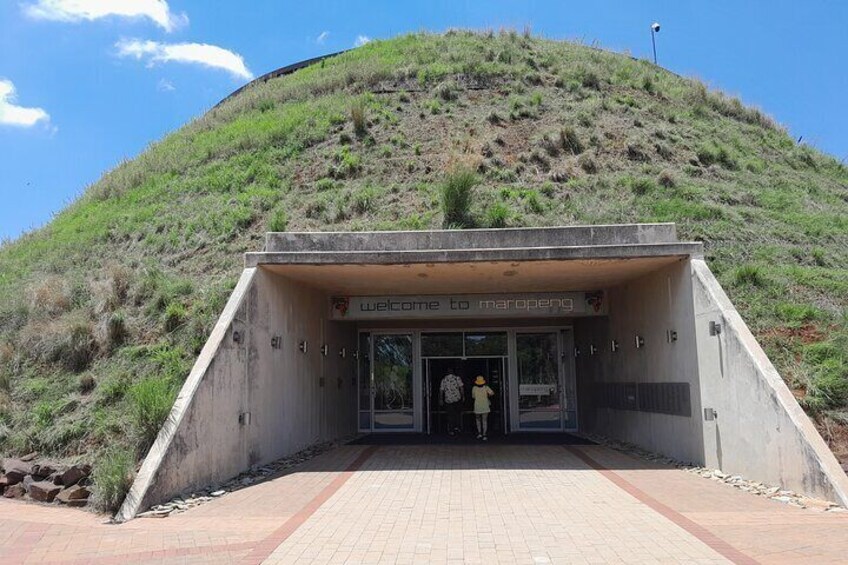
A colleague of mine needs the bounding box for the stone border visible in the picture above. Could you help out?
[581,433,845,512]
[137,437,356,518]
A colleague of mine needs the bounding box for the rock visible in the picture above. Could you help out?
[59,464,91,487]
[29,481,61,503]
[31,463,58,480]
[22,475,35,493]
[211,490,225,497]
[2,471,24,487]
[3,484,25,499]
[56,485,90,506]
[20,452,38,462]
[2,459,32,483]
[772,496,792,504]
[0,476,8,493]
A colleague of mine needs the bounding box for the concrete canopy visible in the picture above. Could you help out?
[260,257,687,295]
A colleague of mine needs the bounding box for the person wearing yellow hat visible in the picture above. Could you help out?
[471,375,495,440]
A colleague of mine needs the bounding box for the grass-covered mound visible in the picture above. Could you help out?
[1,31,846,507]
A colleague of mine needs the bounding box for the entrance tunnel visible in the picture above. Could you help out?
[115,224,848,521]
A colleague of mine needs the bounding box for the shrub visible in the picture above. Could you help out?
[578,155,598,174]
[538,134,560,157]
[559,127,584,155]
[353,186,378,214]
[524,191,545,214]
[630,178,656,195]
[53,316,97,373]
[97,372,131,405]
[434,81,458,101]
[329,147,362,179]
[441,168,478,228]
[802,333,848,413]
[267,208,288,232]
[130,376,177,454]
[733,264,768,287]
[697,142,739,170]
[163,302,187,333]
[485,202,511,228]
[350,101,367,137]
[580,69,600,89]
[105,311,128,350]
[79,374,96,394]
[658,170,676,188]
[92,447,135,512]
[29,276,72,317]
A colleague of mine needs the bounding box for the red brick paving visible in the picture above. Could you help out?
[1,443,847,564]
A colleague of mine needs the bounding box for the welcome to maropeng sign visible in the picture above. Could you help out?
[330,292,606,320]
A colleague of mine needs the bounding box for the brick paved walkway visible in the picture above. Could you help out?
[1,444,847,564]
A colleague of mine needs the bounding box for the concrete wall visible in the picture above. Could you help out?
[117,267,358,521]
[692,259,848,505]
[265,224,679,252]
[575,259,705,464]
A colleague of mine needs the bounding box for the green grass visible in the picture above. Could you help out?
[1,30,847,503]
[440,168,478,228]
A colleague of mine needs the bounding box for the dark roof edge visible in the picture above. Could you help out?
[215,49,350,109]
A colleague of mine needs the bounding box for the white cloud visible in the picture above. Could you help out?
[116,39,253,80]
[156,78,175,92]
[354,35,371,47]
[24,0,188,32]
[0,79,50,127]
[316,31,329,44]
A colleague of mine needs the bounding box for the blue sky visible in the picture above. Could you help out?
[1,0,846,241]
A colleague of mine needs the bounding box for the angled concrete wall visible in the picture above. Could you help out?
[692,259,848,505]
[117,267,358,521]
[576,259,705,464]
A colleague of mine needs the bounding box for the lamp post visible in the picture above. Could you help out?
[650,22,661,65]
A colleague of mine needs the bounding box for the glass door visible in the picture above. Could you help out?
[372,333,415,430]
[514,331,563,430]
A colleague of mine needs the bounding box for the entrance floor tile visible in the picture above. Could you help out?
[1,443,847,563]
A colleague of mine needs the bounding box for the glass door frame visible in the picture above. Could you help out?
[358,326,576,434]
[364,330,423,433]
[508,327,577,432]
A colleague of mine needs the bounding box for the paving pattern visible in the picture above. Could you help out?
[1,443,848,564]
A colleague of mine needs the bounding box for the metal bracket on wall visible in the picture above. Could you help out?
[238,412,251,425]
[298,340,308,354]
[339,347,347,358]
[634,335,645,349]
[573,346,580,358]
[320,344,329,356]
[704,407,718,421]
[611,339,620,353]
[666,330,678,343]
[709,321,722,336]
[271,335,282,349]
[232,330,242,344]
[589,344,597,356]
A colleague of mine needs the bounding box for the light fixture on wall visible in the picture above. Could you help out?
[298,340,308,354]
[635,335,645,349]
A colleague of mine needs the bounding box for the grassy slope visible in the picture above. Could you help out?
[1,31,846,475]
